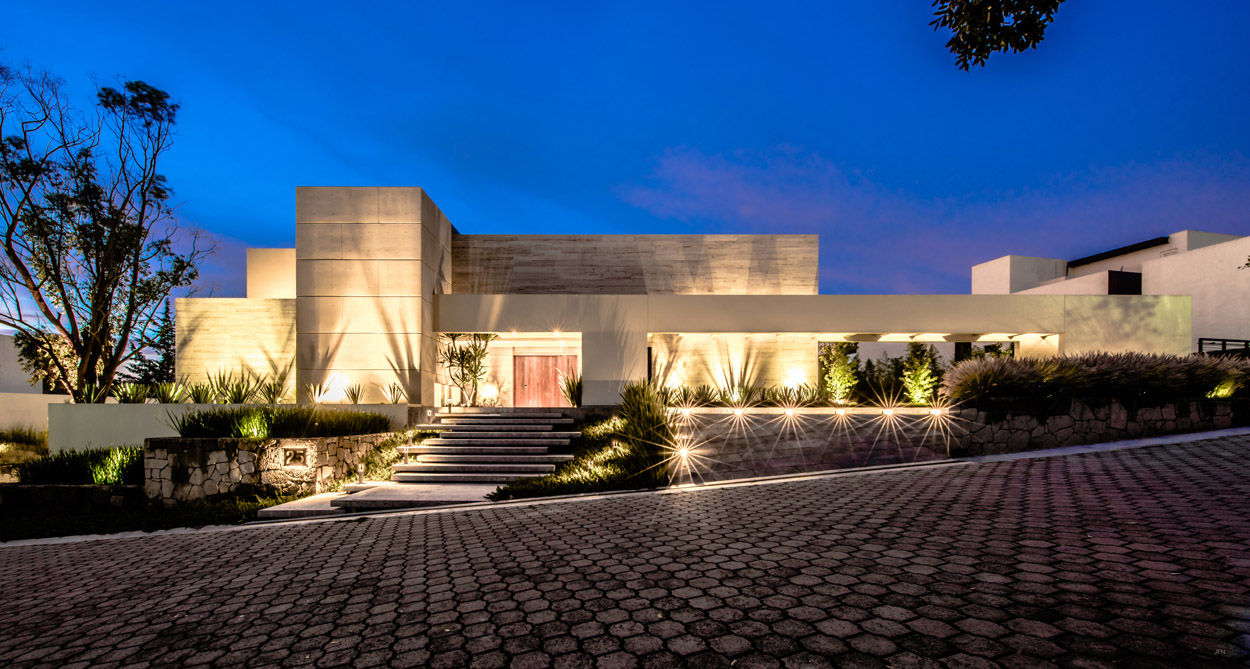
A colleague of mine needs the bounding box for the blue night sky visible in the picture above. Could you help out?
[4,1,1249,296]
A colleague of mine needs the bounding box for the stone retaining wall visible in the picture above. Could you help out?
[144,433,392,502]
[952,398,1243,456]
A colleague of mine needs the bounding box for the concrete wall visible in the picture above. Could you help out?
[1068,230,1243,279]
[176,298,297,391]
[296,187,452,404]
[649,333,817,389]
[452,234,819,295]
[437,293,1190,404]
[247,248,296,299]
[49,403,409,453]
[1142,235,1250,349]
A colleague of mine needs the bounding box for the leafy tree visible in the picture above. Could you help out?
[932,0,1066,70]
[818,342,859,403]
[902,343,944,405]
[0,63,207,401]
[438,333,498,406]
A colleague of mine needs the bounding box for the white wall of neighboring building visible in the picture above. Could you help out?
[1142,235,1250,346]
[970,229,1248,352]
[0,333,37,393]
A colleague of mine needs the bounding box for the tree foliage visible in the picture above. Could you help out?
[0,63,207,401]
[931,0,1065,70]
[438,333,498,406]
[819,342,859,403]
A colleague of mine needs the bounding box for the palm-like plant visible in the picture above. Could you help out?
[344,384,364,405]
[151,381,186,404]
[560,372,582,408]
[381,383,407,405]
[112,382,150,404]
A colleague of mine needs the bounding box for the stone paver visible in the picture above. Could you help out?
[4,435,1250,667]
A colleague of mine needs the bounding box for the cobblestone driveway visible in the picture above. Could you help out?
[4,436,1250,668]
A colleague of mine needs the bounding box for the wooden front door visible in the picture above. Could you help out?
[514,355,577,407]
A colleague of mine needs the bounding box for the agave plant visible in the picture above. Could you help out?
[112,382,150,404]
[187,382,216,404]
[77,383,109,404]
[381,383,407,405]
[760,384,821,408]
[258,379,288,404]
[717,384,761,408]
[208,370,260,404]
[150,381,187,404]
[343,384,364,404]
[305,382,330,404]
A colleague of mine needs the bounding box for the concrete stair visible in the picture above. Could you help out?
[391,411,577,485]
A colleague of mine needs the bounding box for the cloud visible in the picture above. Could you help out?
[619,147,1250,293]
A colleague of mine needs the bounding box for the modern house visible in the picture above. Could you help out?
[972,230,1249,354]
[176,187,1192,408]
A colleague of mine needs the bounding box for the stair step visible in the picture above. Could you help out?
[392,472,546,483]
[400,445,551,455]
[439,417,574,425]
[394,462,556,473]
[416,454,574,464]
[422,438,571,446]
[442,431,580,439]
[413,424,556,431]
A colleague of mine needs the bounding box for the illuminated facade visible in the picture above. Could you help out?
[177,187,1192,408]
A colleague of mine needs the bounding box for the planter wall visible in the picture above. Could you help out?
[50,403,409,453]
[676,408,948,483]
[143,432,392,502]
[677,399,1243,482]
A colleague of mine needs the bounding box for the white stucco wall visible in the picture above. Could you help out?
[970,256,1067,294]
[1142,235,1250,349]
[0,333,37,393]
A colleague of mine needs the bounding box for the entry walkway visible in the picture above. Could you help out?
[3,433,1249,666]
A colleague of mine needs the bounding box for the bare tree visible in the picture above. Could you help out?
[0,63,208,401]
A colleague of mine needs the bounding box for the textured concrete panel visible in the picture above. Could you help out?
[294,224,342,260]
[297,333,425,372]
[452,234,818,295]
[295,187,382,223]
[297,259,380,297]
[340,223,423,260]
[246,249,296,299]
[296,296,425,334]
[176,298,296,384]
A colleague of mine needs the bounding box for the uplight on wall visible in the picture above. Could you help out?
[783,367,806,389]
[480,383,500,402]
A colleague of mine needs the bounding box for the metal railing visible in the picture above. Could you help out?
[1198,338,1250,358]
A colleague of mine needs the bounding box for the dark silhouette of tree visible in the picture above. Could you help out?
[117,300,176,384]
[0,63,208,401]
[932,0,1066,70]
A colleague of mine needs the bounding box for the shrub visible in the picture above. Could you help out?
[7,446,142,485]
[487,417,639,500]
[169,406,392,439]
[618,382,674,487]
[0,426,48,452]
[819,342,859,402]
[902,344,943,405]
[560,372,583,408]
[942,352,1250,402]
